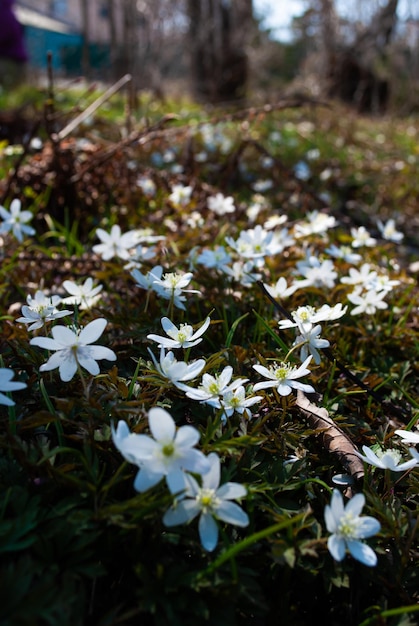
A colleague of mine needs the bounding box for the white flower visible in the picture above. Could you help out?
[197,246,232,270]
[148,347,205,387]
[312,303,348,323]
[111,408,210,492]
[92,224,139,261]
[225,225,283,264]
[0,198,35,242]
[294,257,337,289]
[394,429,419,445]
[178,366,247,407]
[325,244,362,264]
[219,386,262,420]
[253,355,315,396]
[294,210,337,238]
[163,452,249,552]
[131,265,163,292]
[278,305,317,333]
[152,271,201,310]
[30,318,117,382]
[0,368,27,406]
[265,277,298,300]
[325,489,380,566]
[340,263,377,288]
[368,273,400,294]
[351,226,377,248]
[377,218,403,243]
[263,214,287,230]
[355,445,418,472]
[347,288,388,316]
[137,176,156,197]
[62,277,103,310]
[207,193,235,216]
[16,290,72,331]
[123,244,157,270]
[147,316,210,349]
[222,260,262,286]
[294,323,330,365]
[168,184,193,208]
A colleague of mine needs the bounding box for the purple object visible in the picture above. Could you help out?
[0,0,28,63]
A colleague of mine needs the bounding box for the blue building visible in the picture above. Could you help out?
[15,5,109,76]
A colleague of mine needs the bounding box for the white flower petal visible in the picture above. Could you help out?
[216,501,249,527]
[163,500,200,526]
[148,407,176,442]
[198,512,219,551]
[79,318,107,344]
[327,534,346,561]
[347,540,377,566]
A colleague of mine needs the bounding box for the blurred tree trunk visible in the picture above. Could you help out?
[187,0,253,103]
[106,0,118,80]
[80,0,90,77]
[315,0,400,111]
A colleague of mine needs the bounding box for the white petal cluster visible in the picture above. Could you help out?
[0,199,35,242]
[325,489,380,566]
[30,318,117,382]
[16,290,72,331]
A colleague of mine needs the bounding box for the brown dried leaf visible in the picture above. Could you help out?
[295,390,364,481]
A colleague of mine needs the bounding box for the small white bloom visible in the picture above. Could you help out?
[207,193,235,216]
[265,277,299,300]
[311,303,348,323]
[0,198,35,242]
[197,246,232,271]
[62,277,103,310]
[137,176,156,197]
[226,225,283,264]
[0,368,27,406]
[147,316,210,350]
[93,224,139,261]
[351,226,377,248]
[325,489,380,566]
[278,305,317,333]
[294,256,337,289]
[131,265,163,292]
[355,445,419,472]
[368,273,400,294]
[178,366,247,407]
[394,428,419,445]
[347,289,388,316]
[263,214,287,230]
[222,260,262,286]
[152,271,201,310]
[219,385,262,420]
[30,318,116,382]
[340,263,378,288]
[294,323,330,365]
[253,355,315,396]
[294,210,337,238]
[169,184,193,208]
[163,452,249,552]
[377,218,403,243]
[112,408,210,492]
[16,290,72,331]
[325,244,362,264]
[148,347,205,387]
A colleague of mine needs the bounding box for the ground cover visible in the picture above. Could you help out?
[0,84,418,626]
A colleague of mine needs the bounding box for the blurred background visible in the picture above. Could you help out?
[4,0,419,113]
